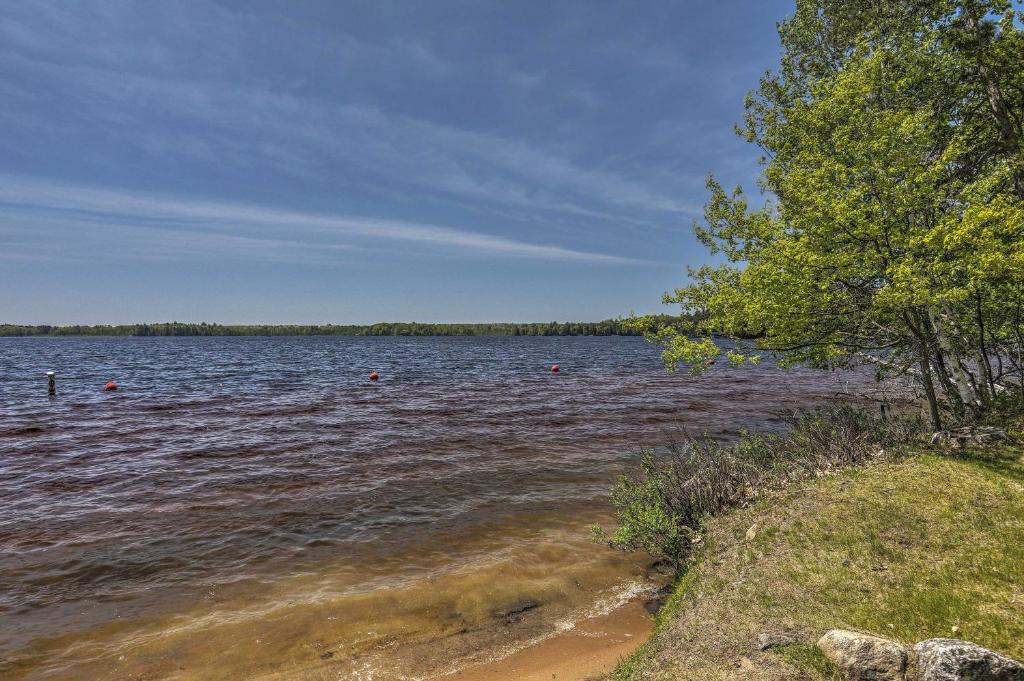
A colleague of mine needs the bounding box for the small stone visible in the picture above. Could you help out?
[745,524,758,541]
[757,631,796,650]
[817,629,907,680]
[914,638,1024,680]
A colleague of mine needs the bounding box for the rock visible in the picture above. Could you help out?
[757,631,796,650]
[492,598,540,622]
[914,638,1024,680]
[746,524,758,541]
[817,629,908,680]
[644,585,673,614]
[929,427,1011,448]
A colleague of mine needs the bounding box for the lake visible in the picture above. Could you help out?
[0,336,881,679]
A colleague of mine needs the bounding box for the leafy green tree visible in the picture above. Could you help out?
[633,0,1024,430]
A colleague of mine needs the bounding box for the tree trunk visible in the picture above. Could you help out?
[903,310,951,429]
[975,289,997,400]
[1016,295,1024,383]
[928,305,981,410]
[920,352,943,431]
[980,64,1024,200]
[929,345,960,412]
[964,8,1024,200]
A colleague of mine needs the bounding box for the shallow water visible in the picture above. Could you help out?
[0,336,883,678]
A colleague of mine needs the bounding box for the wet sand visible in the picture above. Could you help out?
[440,599,653,681]
[3,511,660,680]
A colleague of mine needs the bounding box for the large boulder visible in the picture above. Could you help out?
[913,639,1024,681]
[817,629,908,680]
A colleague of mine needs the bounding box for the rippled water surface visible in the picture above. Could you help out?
[0,336,879,678]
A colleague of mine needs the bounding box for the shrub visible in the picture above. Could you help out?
[592,405,924,571]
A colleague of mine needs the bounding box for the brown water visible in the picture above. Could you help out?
[0,336,883,679]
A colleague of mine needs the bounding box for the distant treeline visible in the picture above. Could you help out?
[0,317,690,337]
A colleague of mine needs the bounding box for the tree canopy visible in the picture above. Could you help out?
[633,0,1024,429]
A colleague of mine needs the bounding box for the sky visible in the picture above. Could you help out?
[0,1,792,324]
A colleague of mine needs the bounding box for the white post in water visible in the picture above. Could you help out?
[47,371,56,396]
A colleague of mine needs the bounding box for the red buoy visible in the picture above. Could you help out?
[368,371,380,381]
[550,364,559,373]
[103,381,118,391]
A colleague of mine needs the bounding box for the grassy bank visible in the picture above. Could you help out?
[611,428,1024,679]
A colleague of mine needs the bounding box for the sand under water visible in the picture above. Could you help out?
[6,508,661,679]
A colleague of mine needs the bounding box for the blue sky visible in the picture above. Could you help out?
[0,1,791,324]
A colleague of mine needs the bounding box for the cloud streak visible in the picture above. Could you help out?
[0,176,645,265]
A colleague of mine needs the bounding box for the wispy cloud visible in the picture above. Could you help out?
[0,176,646,264]
[33,57,693,221]
[0,0,702,232]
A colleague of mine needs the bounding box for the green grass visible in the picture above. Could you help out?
[611,435,1024,680]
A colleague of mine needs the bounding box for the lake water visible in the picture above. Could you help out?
[0,336,882,679]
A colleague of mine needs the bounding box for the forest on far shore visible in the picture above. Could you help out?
[0,316,688,337]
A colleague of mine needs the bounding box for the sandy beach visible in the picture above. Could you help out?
[440,598,653,681]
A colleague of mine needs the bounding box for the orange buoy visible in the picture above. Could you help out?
[368,371,379,381]
[103,381,118,391]
[550,364,559,373]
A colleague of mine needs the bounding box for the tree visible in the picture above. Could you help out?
[632,0,1024,430]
